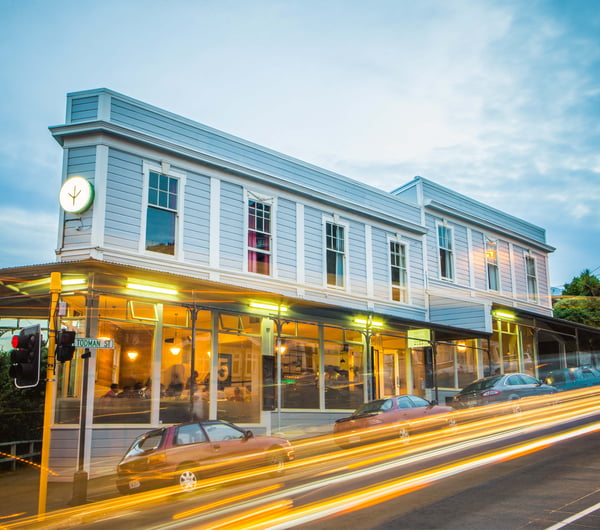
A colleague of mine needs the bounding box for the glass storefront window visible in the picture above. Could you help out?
[280,337,319,409]
[372,334,407,398]
[456,340,478,387]
[159,307,212,424]
[521,328,535,375]
[217,313,261,423]
[323,336,363,410]
[55,295,86,424]
[93,296,153,424]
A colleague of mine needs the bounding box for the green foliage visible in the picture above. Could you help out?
[554,269,600,328]
[554,297,600,328]
[562,269,600,297]
[0,349,46,443]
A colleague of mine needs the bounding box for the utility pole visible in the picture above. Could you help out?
[38,272,61,517]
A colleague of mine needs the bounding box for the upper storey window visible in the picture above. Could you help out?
[390,240,408,303]
[437,224,454,280]
[248,200,272,275]
[486,239,500,291]
[525,254,538,303]
[146,171,178,255]
[326,221,345,288]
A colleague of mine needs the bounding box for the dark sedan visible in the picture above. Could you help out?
[452,373,557,409]
[333,394,455,447]
[116,420,294,494]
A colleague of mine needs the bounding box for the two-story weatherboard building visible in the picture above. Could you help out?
[0,88,598,479]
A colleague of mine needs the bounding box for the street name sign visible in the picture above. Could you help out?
[74,338,114,349]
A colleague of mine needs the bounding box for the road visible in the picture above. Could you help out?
[5,391,600,529]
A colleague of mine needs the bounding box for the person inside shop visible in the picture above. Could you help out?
[167,373,184,397]
[102,383,119,398]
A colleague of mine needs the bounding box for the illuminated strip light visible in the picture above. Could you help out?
[126,283,178,296]
[62,278,86,286]
[494,311,516,319]
[354,318,383,327]
[249,302,288,312]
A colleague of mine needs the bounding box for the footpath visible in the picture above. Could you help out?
[0,465,118,524]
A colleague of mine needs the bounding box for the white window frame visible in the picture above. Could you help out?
[524,252,538,303]
[388,236,409,303]
[244,190,275,276]
[485,238,500,292]
[436,221,455,281]
[140,161,186,259]
[324,216,348,289]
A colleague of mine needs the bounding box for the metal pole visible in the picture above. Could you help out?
[72,276,96,505]
[38,272,61,518]
[189,307,198,420]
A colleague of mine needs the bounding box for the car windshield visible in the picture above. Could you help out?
[353,399,387,416]
[460,376,502,393]
[123,429,164,458]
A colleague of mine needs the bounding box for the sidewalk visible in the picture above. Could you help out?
[0,465,118,522]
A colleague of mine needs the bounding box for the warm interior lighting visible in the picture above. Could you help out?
[126,351,139,360]
[249,302,288,312]
[127,282,178,296]
[62,278,86,286]
[169,347,181,355]
[494,311,516,320]
[354,318,383,328]
[456,341,467,352]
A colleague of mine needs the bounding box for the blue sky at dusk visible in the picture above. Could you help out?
[0,0,599,287]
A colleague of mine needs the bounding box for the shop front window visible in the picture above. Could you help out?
[521,328,535,375]
[159,307,212,424]
[372,334,408,398]
[93,296,153,424]
[54,295,86,424]
[280,337,319,409]
[324,327,364,410]
[456,340,478,388]
[490,319,520,376]
[217,313,261,423]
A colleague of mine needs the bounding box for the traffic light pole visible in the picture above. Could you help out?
[38,272,61,518]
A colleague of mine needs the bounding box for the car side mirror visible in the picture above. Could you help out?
[429,399,438,406]
[243,430,254,441]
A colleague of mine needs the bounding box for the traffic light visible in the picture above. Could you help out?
[56,330,77,363]
[9,324,42,388]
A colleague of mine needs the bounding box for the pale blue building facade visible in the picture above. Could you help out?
[3,88,596,479]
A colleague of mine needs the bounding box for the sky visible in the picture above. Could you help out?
[0,0,599,288]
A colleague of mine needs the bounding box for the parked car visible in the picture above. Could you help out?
[452,373,557,409]
[333,394,455,447]
[543,366,600,391]
[116,420,294,494]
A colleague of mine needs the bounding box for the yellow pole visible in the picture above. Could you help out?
[38,272,61,518]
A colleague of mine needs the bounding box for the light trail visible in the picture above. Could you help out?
[4,388,599,529]
[204,422,600,530]
[156,402,600,529]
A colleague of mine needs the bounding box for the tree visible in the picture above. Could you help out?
[0,347,46,443]
[562,269,600,297]
[554,269,600,328]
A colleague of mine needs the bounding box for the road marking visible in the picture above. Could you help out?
[544,500,600,530]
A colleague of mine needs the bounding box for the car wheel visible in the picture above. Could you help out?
[398,424,410,442]
[266,449,286,477]
[509,396,522,414]
[177,466,198,492]
[446,414,458,429]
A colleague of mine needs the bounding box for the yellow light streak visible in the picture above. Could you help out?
[4,388,600,529]
[173,483,282,520]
